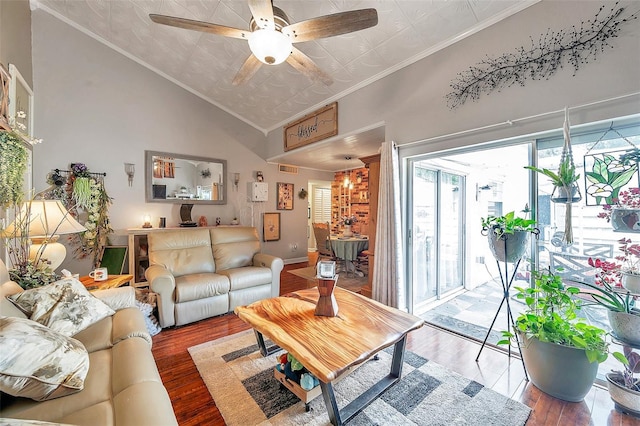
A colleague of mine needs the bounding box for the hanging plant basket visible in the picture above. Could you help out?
[551,184,582,204]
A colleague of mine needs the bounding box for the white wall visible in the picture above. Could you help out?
[30,10,331,274]
[265,0,640,156]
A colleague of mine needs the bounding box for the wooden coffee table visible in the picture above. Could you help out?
[234,287,424,425]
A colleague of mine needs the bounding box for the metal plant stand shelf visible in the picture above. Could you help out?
[475,238,529,381]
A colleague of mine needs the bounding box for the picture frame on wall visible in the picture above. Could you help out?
[8,64,33,137]
[263,212,280,242]
[277,182,294,210]
[0,63,9,130]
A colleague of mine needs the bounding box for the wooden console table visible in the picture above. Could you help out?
[235,287,424,425]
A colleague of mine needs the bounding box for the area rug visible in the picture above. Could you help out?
[188,330,531,426]
[288,266,367,293]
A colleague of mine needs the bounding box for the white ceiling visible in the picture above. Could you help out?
[34,0,535,171]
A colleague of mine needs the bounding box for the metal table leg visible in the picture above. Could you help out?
[320,336,407,425]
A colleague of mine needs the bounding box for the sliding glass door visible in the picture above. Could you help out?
[407,144,532,317]
[410,164,465,312]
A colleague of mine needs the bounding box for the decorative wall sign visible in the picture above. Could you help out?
[263,212,280,242]
[446,4,638,109]
[584,148,639,206]
[284,102,337,151]
[277,182,294,210]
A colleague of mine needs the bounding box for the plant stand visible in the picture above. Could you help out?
[475,239,529,381]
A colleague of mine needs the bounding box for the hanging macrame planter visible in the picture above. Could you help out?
[526,108,581,245]
[558,107,581,245]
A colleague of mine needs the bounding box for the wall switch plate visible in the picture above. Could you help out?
[249,182,268,202]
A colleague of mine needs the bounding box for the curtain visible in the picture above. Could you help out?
[372,141,405,308]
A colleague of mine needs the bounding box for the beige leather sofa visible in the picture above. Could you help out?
[0,262,177,425]
[145,226,284,328]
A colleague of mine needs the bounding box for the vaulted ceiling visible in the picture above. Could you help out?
[34,0,536,170]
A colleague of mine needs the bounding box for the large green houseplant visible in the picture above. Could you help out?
[481,211,537,263]
[499,267,614,402]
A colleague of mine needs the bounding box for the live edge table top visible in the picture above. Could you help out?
[234,287,424,383]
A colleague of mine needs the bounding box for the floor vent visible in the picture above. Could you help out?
[278,164,299,174]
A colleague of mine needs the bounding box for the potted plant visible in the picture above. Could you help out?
[525,157,581,203]
[526,159,581,244]
[499,267,612,402]
[481,211,537,263]
[581,257,640,346]
[597,187,640,233]
[607,345,640,418]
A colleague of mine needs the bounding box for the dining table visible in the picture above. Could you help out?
[330,235,369,276]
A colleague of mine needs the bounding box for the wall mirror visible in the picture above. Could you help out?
[145,150,227,204]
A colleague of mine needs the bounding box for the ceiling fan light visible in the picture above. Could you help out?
[248,29,292,65]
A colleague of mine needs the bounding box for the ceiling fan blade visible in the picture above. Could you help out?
[232,55,263,86]
[149,14,248,40]
[282,9,378,43]
[248,0,274,30]
[287,47,333,86]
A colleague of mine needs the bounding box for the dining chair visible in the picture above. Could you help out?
[312,222,339,267]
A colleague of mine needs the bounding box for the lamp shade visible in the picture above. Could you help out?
[3,200,86,238]
[248,29,292,65]
[2,200,86,271]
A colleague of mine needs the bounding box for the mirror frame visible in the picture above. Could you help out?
[145,150,227,205]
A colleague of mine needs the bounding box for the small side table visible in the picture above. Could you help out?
[79,274,133,291]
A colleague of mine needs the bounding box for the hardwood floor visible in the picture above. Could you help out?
[152,263,638,426]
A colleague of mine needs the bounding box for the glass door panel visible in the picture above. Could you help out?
[440,172,464,293]
[412,167,437,304]
[411,165,465,311]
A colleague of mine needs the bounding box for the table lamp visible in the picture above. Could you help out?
[3,200,87,271]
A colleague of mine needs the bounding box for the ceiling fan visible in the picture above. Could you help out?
[149,0,378,86]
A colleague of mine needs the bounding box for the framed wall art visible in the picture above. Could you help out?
[0,63,9,130]
[277,182,294,210]
[8,64,33,137]
[583,148,639,206]
[263,212,280,242]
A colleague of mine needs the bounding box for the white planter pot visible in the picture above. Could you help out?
[608,310,640,346]
[606,372,640,418]
[621,273,640,294]
[343,225,353,237]
[611,208,640,233]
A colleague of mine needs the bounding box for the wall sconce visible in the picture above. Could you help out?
[233,173,240,190]
[124,163,135,187]
[356,172,363,184]
[142,214,152,228]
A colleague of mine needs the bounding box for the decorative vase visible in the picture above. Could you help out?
[608,310,640,346]
[611,208,640,233]
[606,372,640,418]
[519,333,599,402]
[621,272,640,294]
[343,224,353,237]
[315,277,338,317]
[487,230,529,263]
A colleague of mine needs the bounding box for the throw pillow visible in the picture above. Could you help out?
[0,316,89,401]
[9,278,115,336]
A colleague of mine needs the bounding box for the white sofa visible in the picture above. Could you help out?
[145,226,284,328]
[0,260,177,425]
